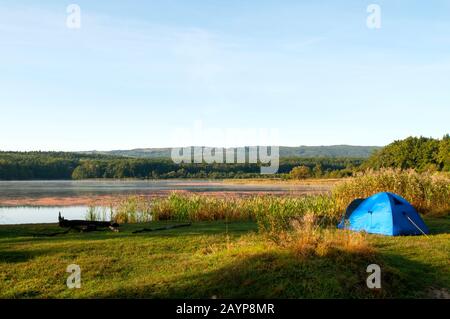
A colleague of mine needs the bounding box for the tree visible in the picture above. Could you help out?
[437,134,450,171]
[290,165,311,179]
[312,163,323,178]
[364,135,448,172]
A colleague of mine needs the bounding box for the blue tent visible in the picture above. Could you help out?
[337,192,429,236]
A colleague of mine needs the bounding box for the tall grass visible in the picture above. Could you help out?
[252,194,340,238]
[112,196,152,223]
[85,206,113,221]
[102,170,448,233]
[151,193,254,221]
[333,169,450,216]
[275,213,374,257]
[150,193,341,237]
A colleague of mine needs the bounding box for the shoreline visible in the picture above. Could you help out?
[0,179,335,207]
[0,188,332,207]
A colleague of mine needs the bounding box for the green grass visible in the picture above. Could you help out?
[0,216,449,298]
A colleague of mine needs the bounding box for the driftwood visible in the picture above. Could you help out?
[132,223,191,234]
[58,213,120,232]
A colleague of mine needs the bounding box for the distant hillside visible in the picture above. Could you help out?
[81,145,381,159]
[279,145,381,158]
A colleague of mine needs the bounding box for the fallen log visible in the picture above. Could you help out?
[58,213,120,232]
[132,223,191,234]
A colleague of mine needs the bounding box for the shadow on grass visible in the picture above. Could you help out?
[1,216,447,244]
[0,247,59,263]
[96,246,443,299]
[0,221,257,245]
[424,216,450,235]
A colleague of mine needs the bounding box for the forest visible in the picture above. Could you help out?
[0,135,448,180]
[0,152,360,180]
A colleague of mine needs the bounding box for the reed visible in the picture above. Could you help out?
[111,196,152,223]
[85,206,112,221]
[149,193,341,237]
[103,170,448,233]
[151,193,255,221]
[332,169,450,216]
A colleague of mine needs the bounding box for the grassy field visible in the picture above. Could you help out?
[0,216,449,299]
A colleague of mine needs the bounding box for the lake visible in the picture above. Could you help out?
[0,179,332,224]
[0,206,88,225]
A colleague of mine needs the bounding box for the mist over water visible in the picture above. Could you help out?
[0,180,330,198]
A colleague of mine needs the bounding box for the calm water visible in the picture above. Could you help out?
[0,206,88,225]
[0,180,331,225]
[0,180,329,198]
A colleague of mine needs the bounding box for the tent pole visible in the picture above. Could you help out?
[405,215,429,238]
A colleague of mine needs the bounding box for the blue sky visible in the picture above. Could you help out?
[0,0,449,151]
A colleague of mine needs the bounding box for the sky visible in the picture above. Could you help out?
[0,0,449,151]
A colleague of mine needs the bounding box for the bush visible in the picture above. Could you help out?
[290,165,312,179]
